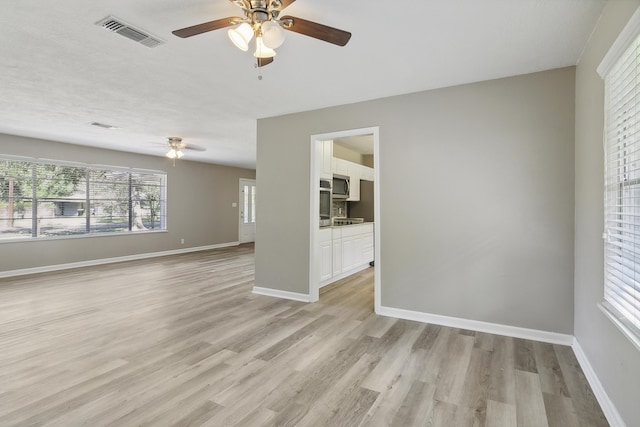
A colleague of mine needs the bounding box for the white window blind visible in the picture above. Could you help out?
[603,27,640,343]
[0,156,167,241]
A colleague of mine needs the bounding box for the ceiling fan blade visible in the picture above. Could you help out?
[280,16,351,46]
[182,143,206,152]
[269,0,296,11]
[257,57,274,67]
[172,17,242,38]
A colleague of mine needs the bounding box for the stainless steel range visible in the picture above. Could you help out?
[333,217,364,226]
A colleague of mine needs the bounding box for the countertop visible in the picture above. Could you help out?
[320,221,374,229]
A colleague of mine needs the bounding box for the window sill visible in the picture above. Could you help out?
[598,302,640,352]
[0,229,167,244]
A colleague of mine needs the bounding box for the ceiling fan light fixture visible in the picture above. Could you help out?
[172,2,352,68]
[166,148,184,159]
[228,22,254,51]
[254,36,276,58]
[261,21,285,49]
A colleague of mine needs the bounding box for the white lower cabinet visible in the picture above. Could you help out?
[332,239,343,276]
[319,228,332,282]
[362,233,374,262]
[341,235,358,271]
[332,227,343,276]
[319,223,374,286]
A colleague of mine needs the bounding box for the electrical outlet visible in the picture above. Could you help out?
[180,238,184,244]
[232,202,237,208]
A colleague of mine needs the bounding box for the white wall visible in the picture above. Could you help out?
[256,67,576,334]
[574,1,640,425]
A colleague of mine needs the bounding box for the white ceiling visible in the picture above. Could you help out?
[0,0,606,169]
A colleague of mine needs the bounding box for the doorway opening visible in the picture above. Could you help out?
[239,178,256,243]
[309,127,381,313]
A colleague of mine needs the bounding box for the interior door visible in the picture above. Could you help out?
[239,178,256,243]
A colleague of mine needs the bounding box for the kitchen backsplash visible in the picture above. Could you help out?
[332,201,347,218]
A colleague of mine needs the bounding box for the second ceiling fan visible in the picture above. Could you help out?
[172,0,351,67]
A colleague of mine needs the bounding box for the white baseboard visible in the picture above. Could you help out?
[378,306,625,425]
[377,305,574,346]
[252,286,312,303]
[0,242,240,279]
[572,338,626,427]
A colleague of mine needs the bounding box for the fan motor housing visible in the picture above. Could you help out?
[252,10,269,23]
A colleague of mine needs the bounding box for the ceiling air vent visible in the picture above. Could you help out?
[96,15,165,48]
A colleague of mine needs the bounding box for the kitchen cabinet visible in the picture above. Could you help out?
[347,164,360,202]
[341,223,372,270]
[331,158,374,201]
[332,239,343,276]
[332,228,343,276]
[332,157,349,176]
[331,158,374,182]
[319,223,374,287]
[360,164,375,181]
[362,232,374,262]
[319,140,333,180]
[340,225,355,270]
[341,235,358,271]
[319,228,332,282]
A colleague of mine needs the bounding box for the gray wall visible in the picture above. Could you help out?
[256,67,575,334]
[0,133,255,272]
[574,1,640,425]
[349,181,374,222]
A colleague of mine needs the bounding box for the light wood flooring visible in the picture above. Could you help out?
[0,244,608,426]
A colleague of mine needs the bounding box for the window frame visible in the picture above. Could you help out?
[598,6,640,352]
[0,155,167,242]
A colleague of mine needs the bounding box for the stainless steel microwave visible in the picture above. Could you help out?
[332,174,349,199]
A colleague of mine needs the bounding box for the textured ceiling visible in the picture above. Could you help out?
[0,0,606,168]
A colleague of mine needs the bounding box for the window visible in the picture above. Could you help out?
[0,156,166,241]
[243,184,256,224]
[600,9,640,348]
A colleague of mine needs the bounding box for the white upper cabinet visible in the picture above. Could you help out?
[360,164,375,181]
[347,162,360,202]
[331,158,373,202]
[332,158,374,181]
[320,140,333,180]
[332,157,349,176]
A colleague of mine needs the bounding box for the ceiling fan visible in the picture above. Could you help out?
[172,0,351,67]
[164,137,206,164]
